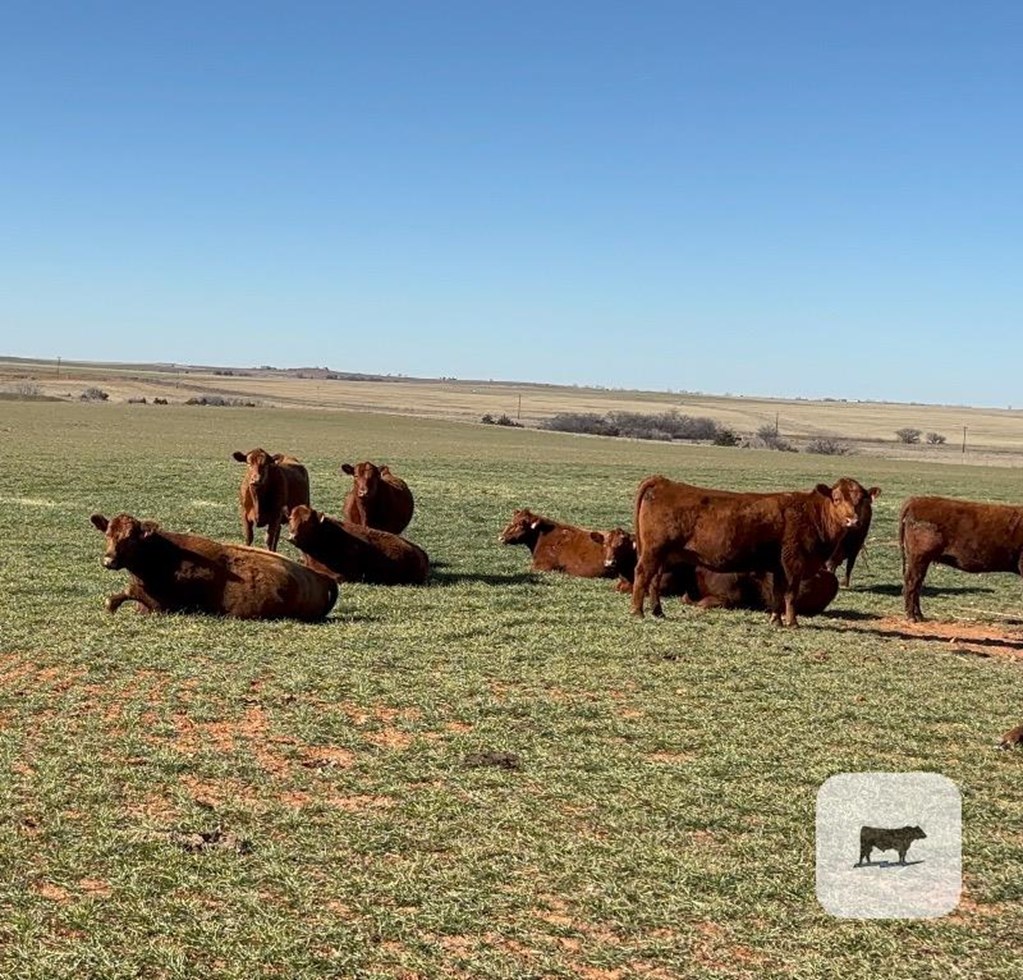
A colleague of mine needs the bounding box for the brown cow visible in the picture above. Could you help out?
[232,448,310,551]
[826,486,881,586]
[499,509,612,577]
[631,476,870,625]
[599,528,838,614]
[286,505,429,585]
[901,495,1023,622]
[90,513,337,620]
[340,462,414,534]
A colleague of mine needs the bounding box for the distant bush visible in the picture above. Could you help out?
[925,432,947,445]
[494,414,522,428]
[895,427,922,444]
[805,437,853,456]
[80,387,109,401]
[541,410,723,442]
[127,396,147,405]
[153,397,169,405]
[541,412,621,437]
[480,413,495,424]
[712,427,740,447]
[185,395,259,407]
[753,423,797,452]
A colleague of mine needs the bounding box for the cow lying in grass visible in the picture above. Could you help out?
[599,528,838,615]
[90,513,337,620]
[499,509,614,578]
[287,505,429,585]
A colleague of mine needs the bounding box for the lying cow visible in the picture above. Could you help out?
[826,486,881,586]
[90,513,337,620]
[631,476,871,625]
[599,528,838,614]
[287,505,429,585]
[232,448,310,551]
[901,495,1023,622]
[857,825,926,866]
[499,509,612,577]
[340,461,414,534]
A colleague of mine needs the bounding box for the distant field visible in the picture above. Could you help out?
[3,355,1023,463]
[2,400,1023,977]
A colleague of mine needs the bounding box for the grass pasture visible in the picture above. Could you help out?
[2,401,1023,978]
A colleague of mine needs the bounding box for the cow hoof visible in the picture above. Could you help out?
[104,596,118,613]
[652,606,664,619]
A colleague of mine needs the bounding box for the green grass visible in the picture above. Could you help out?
[2,402,1023,978]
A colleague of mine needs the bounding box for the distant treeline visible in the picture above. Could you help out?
[540,410,738,445]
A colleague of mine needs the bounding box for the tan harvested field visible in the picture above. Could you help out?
[3,355,1023,465]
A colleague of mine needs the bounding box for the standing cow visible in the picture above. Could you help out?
[340,462,414,534]
[826,486,881,586]
[90,513,337,620]
[232,448,310,551]
[901,495,1023,622]
[630,476,871,626]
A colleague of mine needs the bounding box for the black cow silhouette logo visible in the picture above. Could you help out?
[857,825,926,866]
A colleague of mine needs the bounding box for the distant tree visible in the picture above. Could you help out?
[805,437,853,456]
[80,387,109,401]
[480,413,495,425]
[925,432,947,445]
[895,428,922,444]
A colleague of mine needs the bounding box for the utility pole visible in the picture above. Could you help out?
[518,393,522,421]
[56,356,61,379]
[962,425,967,454]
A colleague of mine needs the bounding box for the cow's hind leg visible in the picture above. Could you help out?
[242,517,254,547]
[903,557,930,623]
[631,559,652,617]
[769,572,787,625]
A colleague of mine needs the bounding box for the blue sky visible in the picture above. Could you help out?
[2,2,1021,404]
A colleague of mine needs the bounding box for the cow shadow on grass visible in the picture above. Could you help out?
[859,583,995,598]
[853,859,924,869]
[819,609,882,622]
[429,570,544,587]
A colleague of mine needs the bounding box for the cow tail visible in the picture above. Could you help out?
[633,477,658,553]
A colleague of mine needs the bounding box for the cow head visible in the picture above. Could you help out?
[286,503,324,549]
[908,825,927,841]
[498,509,551,544]
[90,512,158,569]
[816,478,874,529]
[595,527,635,572]
[341,461,382,500]
[233,448,276,488]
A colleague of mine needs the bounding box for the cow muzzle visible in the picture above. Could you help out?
[843,517,860,528]
[102,556,119,570]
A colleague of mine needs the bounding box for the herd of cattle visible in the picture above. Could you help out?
[88,447,1023,627]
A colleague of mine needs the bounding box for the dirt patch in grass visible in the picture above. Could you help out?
[33,882,71,902]
[646,751,696,764]
[838,616,1023,659]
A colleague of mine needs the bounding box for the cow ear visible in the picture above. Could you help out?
[271,453,284,464]
[232,451,247,462]
[90,514,109,532]
[530,519,542,530]
[590,531,605,544]
[140,520,159,538]
[814,483,831,498]
[869,486,881,499]
[341,463,355,476]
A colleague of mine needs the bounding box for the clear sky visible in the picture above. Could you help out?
[2,2,1021,404]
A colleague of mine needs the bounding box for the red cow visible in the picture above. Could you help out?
[287,505,429,585]
[631,476,870,626]
[499,509,613,577]
[900,495,1023,622]
[599,528,838,614]
[340,462,414,534]
[90,513,337,620]
[232,448,310,551]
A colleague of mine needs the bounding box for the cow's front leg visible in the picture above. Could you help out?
[783,578,800,628]
[266,518,281,552]
[242,517,254,546]
[105,591,132,613]
[770,572,787,625]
